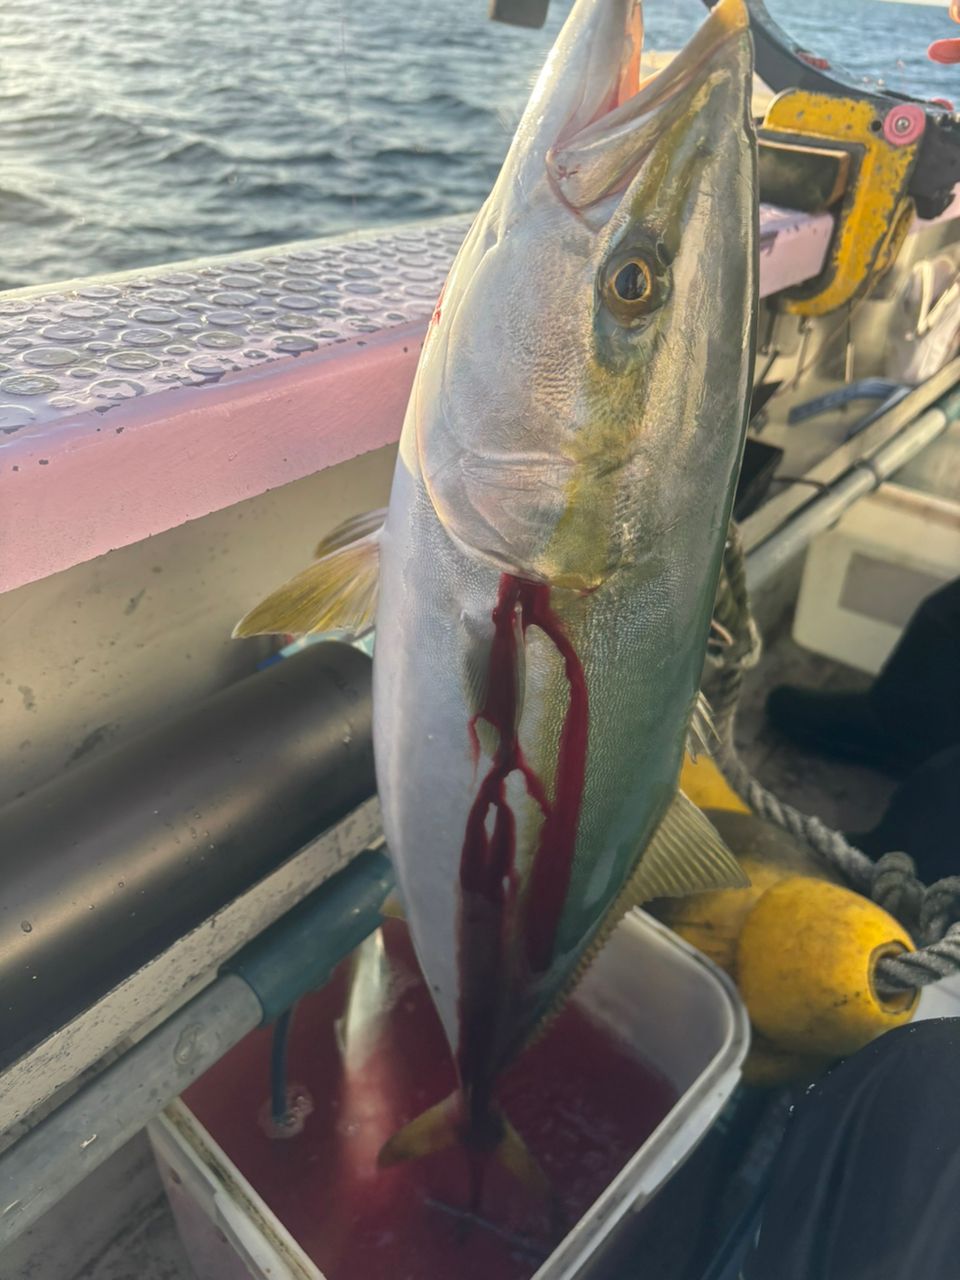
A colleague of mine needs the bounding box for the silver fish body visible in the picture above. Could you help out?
[374,0,758,1111]
[235,0,758,1158]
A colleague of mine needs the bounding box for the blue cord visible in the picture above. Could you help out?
[270,1006,295,1125]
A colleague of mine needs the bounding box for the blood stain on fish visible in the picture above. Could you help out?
[457,574,590,1111]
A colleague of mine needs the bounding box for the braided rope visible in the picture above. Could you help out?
[708,524,960,996]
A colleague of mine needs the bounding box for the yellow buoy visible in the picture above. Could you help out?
[680,752,750,815]
[740,1032,834,1089]
[652,808,842,976]
[737,876,919,1058]
[659,754,920,1081]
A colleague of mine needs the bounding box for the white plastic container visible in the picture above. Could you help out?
[149,910,749,1280]
[793,480,960,675]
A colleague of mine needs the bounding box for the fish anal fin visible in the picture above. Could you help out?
[378,1093,461,1168]
[522,793,750,1055]
[628,789,749,903]
[233,528,380,639]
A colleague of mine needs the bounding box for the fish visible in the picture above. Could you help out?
[235,0,757,1199]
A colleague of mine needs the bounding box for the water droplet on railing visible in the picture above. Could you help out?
[144,288,190,305]
[1,374,59,396]
[105,350,159,371]
[120,328,170,347]
[22,346,79,369]
[132,305,180,324]
[272,335,317,354]
[61,301,110,319]
[196,330,242,350]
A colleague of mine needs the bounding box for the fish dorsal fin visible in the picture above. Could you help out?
[686,690,717,761]
[629,790,748,903]
[233,512,382,640]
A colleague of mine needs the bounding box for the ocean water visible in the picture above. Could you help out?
[0,0,955,290]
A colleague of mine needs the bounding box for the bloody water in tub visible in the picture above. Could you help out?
[184,921,676,1280]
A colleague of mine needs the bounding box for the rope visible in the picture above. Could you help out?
[707,524,960,997]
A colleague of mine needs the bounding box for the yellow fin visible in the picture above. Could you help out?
[380,890,406,922]
[496,1114,552,1201]
[629,790,749,902]
[378,1094,555,1208]
[378,1094,460,1168]
[686,690,717,761]
[314,507,387,559]
[523,792,750,1054]
[233,523,381,640]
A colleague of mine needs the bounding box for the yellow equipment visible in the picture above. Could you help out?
[659,753,919,1085]
[758,90,928,315]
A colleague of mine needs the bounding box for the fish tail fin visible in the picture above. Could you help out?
[378,1092,461,1167]
[494,1111,553,1201]
[377,1092,554,1203]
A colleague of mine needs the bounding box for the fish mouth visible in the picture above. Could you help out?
[547,0,751,209]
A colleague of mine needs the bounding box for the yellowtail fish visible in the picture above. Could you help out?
[236,0,757,1197]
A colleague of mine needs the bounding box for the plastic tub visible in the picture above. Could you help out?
[793,480,960,675]
[149,909,749,1280]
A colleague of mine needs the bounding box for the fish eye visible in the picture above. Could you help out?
[613,259,652,303]
[603,251,664,323]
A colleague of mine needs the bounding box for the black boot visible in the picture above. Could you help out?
[767,577,960,776]
[848,743,960,884]
[765,686,927,776]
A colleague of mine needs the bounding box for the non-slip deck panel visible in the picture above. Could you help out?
[0,206,831,592]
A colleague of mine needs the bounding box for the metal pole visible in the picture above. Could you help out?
[746,387,960,592]
[0,975,262,1250]
[0,850,393,1251]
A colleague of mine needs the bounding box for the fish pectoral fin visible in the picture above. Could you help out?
[314,507,387,559]
[629,789,749,902]
[232,520,382,640]
[378,1093,461,1168]
[462,603,526,744]
[685,690,717,761]
[464,637,493,721]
